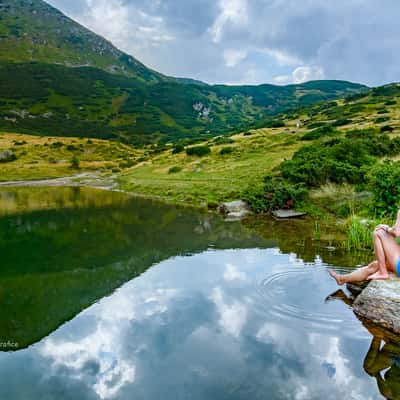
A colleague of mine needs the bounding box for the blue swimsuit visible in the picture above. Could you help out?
[396,258,400,276]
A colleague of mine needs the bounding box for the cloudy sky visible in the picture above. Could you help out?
[46,0,399,86]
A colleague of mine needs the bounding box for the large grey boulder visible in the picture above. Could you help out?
[0,149,14,162]
[353,279,400,333]
[218,200,252,220]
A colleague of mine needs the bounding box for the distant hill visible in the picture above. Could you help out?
[0,0,165,82]
[0,0,368,143]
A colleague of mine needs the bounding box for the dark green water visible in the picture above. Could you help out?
[0,187,397,399]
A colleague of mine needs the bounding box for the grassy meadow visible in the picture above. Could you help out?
[1,83,400,224]
[0,132,139,181]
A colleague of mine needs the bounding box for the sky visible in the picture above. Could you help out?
[46,0,400,87]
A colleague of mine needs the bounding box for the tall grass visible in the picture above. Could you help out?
[344,215,393,251]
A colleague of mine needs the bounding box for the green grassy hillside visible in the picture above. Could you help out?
[0,61,366,144]
[116,83,400,213]
[0,0,367,143]
[1,83,399,222]
[0,0,163,82]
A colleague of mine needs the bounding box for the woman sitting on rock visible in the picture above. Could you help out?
[329,211,400,285]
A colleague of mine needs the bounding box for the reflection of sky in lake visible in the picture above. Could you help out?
[0,249,383,399]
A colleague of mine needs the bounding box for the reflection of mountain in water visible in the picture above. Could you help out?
[0,187,271,350]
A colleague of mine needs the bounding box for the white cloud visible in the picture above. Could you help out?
[210,287,247,337]
[223,49,247,67]
[223,263,247,281]
[210,0,249,43]
[47,0,400,86]
[292,65,325,83]
[261,48,301,66]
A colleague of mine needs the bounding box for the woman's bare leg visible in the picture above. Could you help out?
[328,261,379,285]
[369,229,400,279]
[372,228,391,279]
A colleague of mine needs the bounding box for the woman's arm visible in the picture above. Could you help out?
[387,210,400,237]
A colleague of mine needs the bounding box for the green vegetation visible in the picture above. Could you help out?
[0,61,366,144]
[243,177,307,212]
[1,0,400,254]
[0,1,366,144]
[70,155,80,169]
[186,145,211,157]
[219,146,234,155]
[168,166,182,174]
[0,0,162,82]
[369,161,400,217]
[0,132,140,181]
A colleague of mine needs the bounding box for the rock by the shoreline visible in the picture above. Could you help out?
[272,209,307,219]
[353,279,400,333]
[218,200,252,220]
[346,281,370,297]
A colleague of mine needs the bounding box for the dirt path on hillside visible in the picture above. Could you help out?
[0,173,117,190]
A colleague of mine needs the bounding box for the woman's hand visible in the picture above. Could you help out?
[375,224,390,232]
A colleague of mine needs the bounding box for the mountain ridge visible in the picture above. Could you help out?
[0,0,368,143]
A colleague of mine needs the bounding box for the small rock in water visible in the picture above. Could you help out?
[272,209,307,219]
[218,200,252,220]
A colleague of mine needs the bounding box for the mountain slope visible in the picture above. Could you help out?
[0,62,367,143]
[0,0,163,82]
[0,0,368,143]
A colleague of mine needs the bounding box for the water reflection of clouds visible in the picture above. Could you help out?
[210,287,247,338]
[0,249,381,399]
[40,284,181,399]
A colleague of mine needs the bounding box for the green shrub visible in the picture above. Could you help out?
[301,125,336,141]
[13,140,27,146]
[307,121,326,129]
[213,136,235,145]
[243,176,308,212]
[264,119,285,128]
[377,108,389,114]
[66,144,78,151]
[51,141,63,148]
[380,125,394,133]
[172,143,185,154]
[375,116,390,124]
[368,160,400,217]
[70,155,80,169]
[220,147,234,155]
[281,138,375,187]
[186,145,211,157]
[168,166,182,174]
[332,118,352,127]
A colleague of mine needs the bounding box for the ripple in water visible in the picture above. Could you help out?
[253,262,367,336]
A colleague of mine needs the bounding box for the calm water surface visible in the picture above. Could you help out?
[0,187,398,400]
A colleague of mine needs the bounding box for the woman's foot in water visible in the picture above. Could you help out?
[327,269,345,286]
